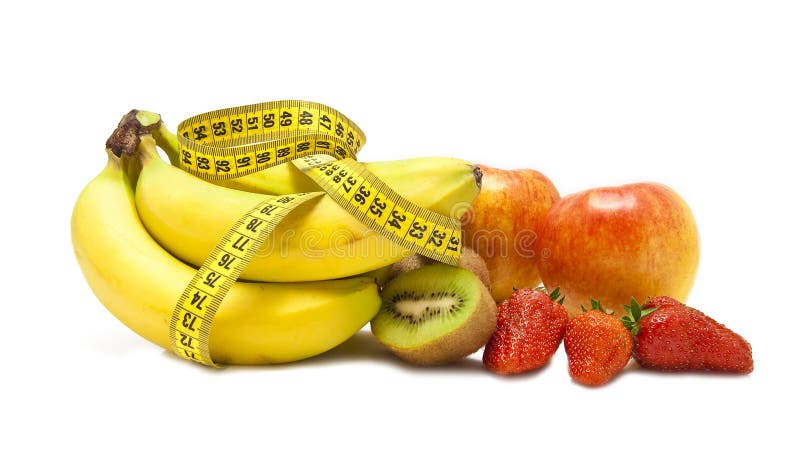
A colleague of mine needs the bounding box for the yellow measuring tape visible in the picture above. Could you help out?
[168,101,463,366]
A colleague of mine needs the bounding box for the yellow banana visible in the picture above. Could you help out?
[136,131,481,282]
[71,136,381,365]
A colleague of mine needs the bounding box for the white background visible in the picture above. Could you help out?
[2,1,798,457]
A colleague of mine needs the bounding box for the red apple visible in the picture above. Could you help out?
[462,165,560,302]
[534,183,700,318]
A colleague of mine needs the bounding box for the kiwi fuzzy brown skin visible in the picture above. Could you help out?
[388,246,491,289]
[372,265,498,366]
[389,280,497,365]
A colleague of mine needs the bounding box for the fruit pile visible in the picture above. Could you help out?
[389,163,751,385]
[391,164,752,385]
[73,108,752,384]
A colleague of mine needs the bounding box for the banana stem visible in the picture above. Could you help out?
[105,110,164,188]
[135,110,161,128]
[106,109,162,158]
[151,122,182,166]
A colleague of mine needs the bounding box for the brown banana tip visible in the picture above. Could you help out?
[473,165,483,188]
[105,109,162,158]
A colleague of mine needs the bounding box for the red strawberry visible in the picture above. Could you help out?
[483,287,568,375]
[624,296,753,373]
[564,301,633,386]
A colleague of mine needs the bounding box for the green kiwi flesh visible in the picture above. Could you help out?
[371,264,497,365]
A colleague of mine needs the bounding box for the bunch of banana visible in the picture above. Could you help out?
[141,123,481,282]
[72,110,481,365]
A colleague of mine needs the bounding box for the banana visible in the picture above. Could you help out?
[137,129,481,283]
[72,136,381,365]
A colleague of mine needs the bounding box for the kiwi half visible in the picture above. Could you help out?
[388,246,491,288]
[370,264,497,365]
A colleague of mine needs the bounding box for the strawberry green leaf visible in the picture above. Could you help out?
[547,287,566,305]
[588,299,614,315]
[621,298,659,335]
[640,306,658,319]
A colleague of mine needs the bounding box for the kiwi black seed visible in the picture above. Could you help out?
[370,263,497,365]
[388,246,491,289]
